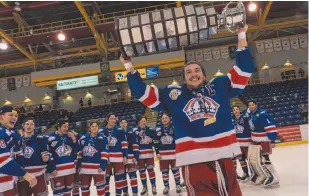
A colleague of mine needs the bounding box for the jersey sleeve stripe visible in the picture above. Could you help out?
[138,85,160,108]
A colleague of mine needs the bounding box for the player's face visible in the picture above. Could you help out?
[139,118,147,128]
[161,115,170,126]
[23,120,35,133]
[184,64,205,88]
[233,107,240,116]
[120,120,128,129]
[60,123,69,134]
[12,111,18,125]
[0,112,17,129]
[90,123,99,134]
[248,102,257,112]
[108,115,116,127]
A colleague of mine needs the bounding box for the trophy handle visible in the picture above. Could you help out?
[223,1,246,33]
[114,17,129,60]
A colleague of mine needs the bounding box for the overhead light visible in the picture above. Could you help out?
[171,79,178,85]
[24,96,32,103]
[86,90,92,97]
[58,32,66,41]
[284,59,293,67]
[4,98,12,105]
[261,62,269,70]
[14,2,21,12]
[0,40,8,50]
[214,69,225,77]
[248,2,257,12]
[43,93,51,100]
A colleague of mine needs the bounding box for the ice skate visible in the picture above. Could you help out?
[152,185,157,195]
[263,164,280,189]
[237,173,250,182]
[176,184,182,193]
[163,186,169,195]
[141,186,148,196]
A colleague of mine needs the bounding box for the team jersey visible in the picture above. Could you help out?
[0,124,27,192]
[127,48,254,166]
[248,108,278,142]
[99,126,128,163]
[47,132,77,177]
[232,115,252,147]
[133,126,155,159]
[21,134,50,176]
[124,128,139,164]
[154,124,176,160]
[77,133,109,175]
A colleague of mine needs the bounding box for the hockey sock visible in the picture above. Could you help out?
[81,186,90,196]
[96,184,106,196]
[240,159,249,175]
[72,187,80,196]
[129,171,138,193]
[139,168,147,186]
[162,169,169,186]
[123,172,128,193]
[147,167,156,186]
[115,172,125,195]
[105,174,111,195]
[172,167,181,185]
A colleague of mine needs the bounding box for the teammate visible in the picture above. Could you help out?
[154,112,182,195]
[47,119,77,196]
[119,118,139,196]
[247,100,280,188]
[122,25,253,195]
[133,116,157,195]
[99,113,128,196]
[18,118,50,196]
[0,106,37,196]
[77,121,109,196]
[232,106,252,182]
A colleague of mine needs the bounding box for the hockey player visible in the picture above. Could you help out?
[133,116,157,195]
[47,119,77,196]
[247,100,279,188]
[99,113,128,196]
[119,118,139,196]
[18,118,50,196]
[154,112,182,195]
[232,106,252,182]
[0,106,37,196]
[121,25,254,195]
[77,121,109,196]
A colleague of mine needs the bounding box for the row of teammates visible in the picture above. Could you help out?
[0,105,183,196]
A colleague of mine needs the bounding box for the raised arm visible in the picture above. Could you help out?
[120,57,166,112]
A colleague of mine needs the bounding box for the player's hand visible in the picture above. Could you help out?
[51,170,58,177]
[98,168,104,174]
[147,138,153,143]
[133,158,137,165]
[42,154,49,162]
[156,154,161,160]
[139,131,144,137]
[120,55,132,64]
[236,24,248,34]
[123,157,128,165]
[77,168,81,174]
[23,173,37,187]
[271,143,276,148]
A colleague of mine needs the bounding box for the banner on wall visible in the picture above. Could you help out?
[290,37,299,49]
[115,68,146,82]
[264,40,273,53]
[281,38,291,50]
[146,67,159,78]
[212,48,221,60]
[15,76,22,88]
[255,41,265,53]
[1,79,7,90]
[186,51,195,62]
[7,78,16,91]
[220,47,229,59]
[273,39,282,52]
[203,49,212,61]
[57,75,99,91]
[23,76,30,87]
[195,50,203,62]
[298,35,308,48]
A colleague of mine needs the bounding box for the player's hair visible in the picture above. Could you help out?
[247,100,257,106]
[183,61,206,80]
[232,105,240,110]
[136,115,147,125]
[57,118,68,128]
[89,121,100,127]
[23,117,35,125]
[161,112,170,119]
[105,113,116,122]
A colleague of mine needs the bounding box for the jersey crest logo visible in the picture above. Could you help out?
[83,146,97,157]
[183,96,220,122]
[249,119,255,130]
[51,141,58,147]
[169,89,182,100]
[0,140,6,148]
[140,136,151,144]
[160,135,173,145]
[108,136,118,147]
[24,146,34,159]
[235,125,244,134]
[55,145,72,157]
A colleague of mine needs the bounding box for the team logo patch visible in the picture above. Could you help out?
[183,96,220,122]
[235,124,244,134]
[55,145,72,157]
[249,119,255,130]
[157,131,162,136]
[108,136,118,147]
[24,146,34,159]
[82,146,97,157]
[160,135,173,145]
[169,89,182,100]
[0,140,6,148]
[140,136,151,144]
[51,141,58,147]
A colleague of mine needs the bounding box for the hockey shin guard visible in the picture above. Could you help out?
[147,167,156,186]
[172,167,181,185]
[162,169,169,186]
[139,169,147,186]
[129,171,138,194]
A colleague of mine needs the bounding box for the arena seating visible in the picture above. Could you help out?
[71,101,146,129]
[240,78,308,127]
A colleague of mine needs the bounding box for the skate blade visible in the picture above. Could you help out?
[263,183,280,189]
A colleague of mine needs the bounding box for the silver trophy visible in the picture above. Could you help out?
[115,1,246,58]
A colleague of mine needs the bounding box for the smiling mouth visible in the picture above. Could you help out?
[9,121,16,126]
[190,77,200,81]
